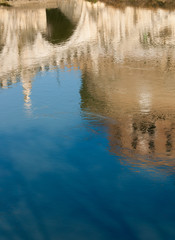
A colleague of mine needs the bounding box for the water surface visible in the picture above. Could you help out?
[0,1,175,239]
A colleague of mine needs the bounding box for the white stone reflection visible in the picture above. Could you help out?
[1,1,175,159]
[1,1,175,111]
[0,8,47,111]
[139,92,152,113]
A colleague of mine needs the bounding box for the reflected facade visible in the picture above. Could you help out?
[1,0,175,163]
[1,1,175,239]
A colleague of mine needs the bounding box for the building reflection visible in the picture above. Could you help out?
[1,1,175,168]
[80,66,175,171]
[0,5,78,111]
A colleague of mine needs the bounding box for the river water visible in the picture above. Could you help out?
[0,1,175,239]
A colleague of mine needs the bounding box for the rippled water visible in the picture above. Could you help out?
[0,1,175,239]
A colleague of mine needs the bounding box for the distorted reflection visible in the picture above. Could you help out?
[44,8,76,44]
[1,1,175,239]
[80,62,175,171]
[1,0,175,165]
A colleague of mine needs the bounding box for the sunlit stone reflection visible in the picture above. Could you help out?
[1,0,175,166]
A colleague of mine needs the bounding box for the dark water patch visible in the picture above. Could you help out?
[44,8,76,45]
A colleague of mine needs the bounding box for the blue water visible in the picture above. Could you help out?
[0,4,175,240]
[0,67,174,240]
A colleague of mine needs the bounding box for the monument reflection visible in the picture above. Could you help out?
[1,0,175,170]
[80,60,175,172]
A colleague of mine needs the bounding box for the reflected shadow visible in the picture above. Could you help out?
[44,8,76,45]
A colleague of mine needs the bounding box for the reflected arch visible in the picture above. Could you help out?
[44,8,76,45]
